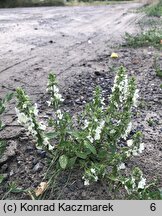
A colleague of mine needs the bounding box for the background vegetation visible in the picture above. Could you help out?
[0,0,132,8]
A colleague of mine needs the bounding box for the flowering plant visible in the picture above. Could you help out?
[15,66,159,199]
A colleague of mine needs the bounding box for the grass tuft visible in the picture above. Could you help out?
[124,29,162,49]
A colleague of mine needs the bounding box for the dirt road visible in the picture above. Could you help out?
[0,3,143,100]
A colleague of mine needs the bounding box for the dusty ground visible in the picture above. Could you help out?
[0,2,162,200]
[0,3,143,98]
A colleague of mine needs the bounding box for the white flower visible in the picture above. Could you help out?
[132,177,136,189]
[101,97,105,106]
[94,120,105,140]
[119,75,128,103]
[132,147,139,156]
[82,119,89,129]
[126,150,131,158]
[138,143,145,154]
[22,103,27,109]
[48,144,54,150]
[118,163,126,170]
[53,85,59,93]
[133,89,139,107]
[27,123,34,132]
[46,100,51,107]
[87,134,93,143]
[55,92,64,102]
[94,129,101,140]
[17,112,28,124]
[127,139,133,147]
[84,179,90,186]
[15,107,20,115]
[31,130,37,137]
[43,137,50,146]
[138,177,146,189]
[114,102,118,108]
[33,103,39,116]
[94,176,98,182]
[90,168,96,174]
[122,122,132,140]
[39,122,46,131]
[100,120,105,128]
[56,109,63,120]
[110,129,116,134]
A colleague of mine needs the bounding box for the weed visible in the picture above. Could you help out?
[153,55,162,78]
[147,118,155,127]
[143,0,162,17]
[15,66,161,200]
[124,29,162,49]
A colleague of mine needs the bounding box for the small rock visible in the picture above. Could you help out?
[87,63,91,67]
[94,71,101,76]
[32,158,38,166]
[80,96,84,101]
[81,191,87,197]
[49,40,54,44]
[37,150,46,158]
[19,136,29,141]
[20,170,25,175]
[26,146,34,152]
[10,170,14,176]
[0,141,17,165]
[32,162,43,173]
[75,99,82,105]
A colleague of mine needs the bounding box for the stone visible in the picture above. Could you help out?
[0,141,17,165]
[32,162,43,173]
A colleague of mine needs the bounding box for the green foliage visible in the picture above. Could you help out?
[124,30,162,49]
[0,0,65,8]
[153,55,162,78]
[143,0,162,17]
[15,67,162,199]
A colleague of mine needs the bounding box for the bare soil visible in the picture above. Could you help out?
[0,3,162,200]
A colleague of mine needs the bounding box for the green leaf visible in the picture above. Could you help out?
[0,175,4,184]
[5,93,14,102]
[0,120,3,130]
[0,106,5,115]
[159,188,162,200]
[69,131,84,140]
[68,157,77,169]
[76,152,88,159]
[45,132,58,139]
[59,155,68,169]
[98,149,107,159]
[84,141,97,155]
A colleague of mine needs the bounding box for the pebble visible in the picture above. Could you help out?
[26,146,34,152]
[32,162,43,173]
[94,71,101,76]
[0,141,17,165]
[32,158,38,166]
[10,170,14,176]
[37,150,46,158]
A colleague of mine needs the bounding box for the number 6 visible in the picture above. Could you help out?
[150,203,156,211]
